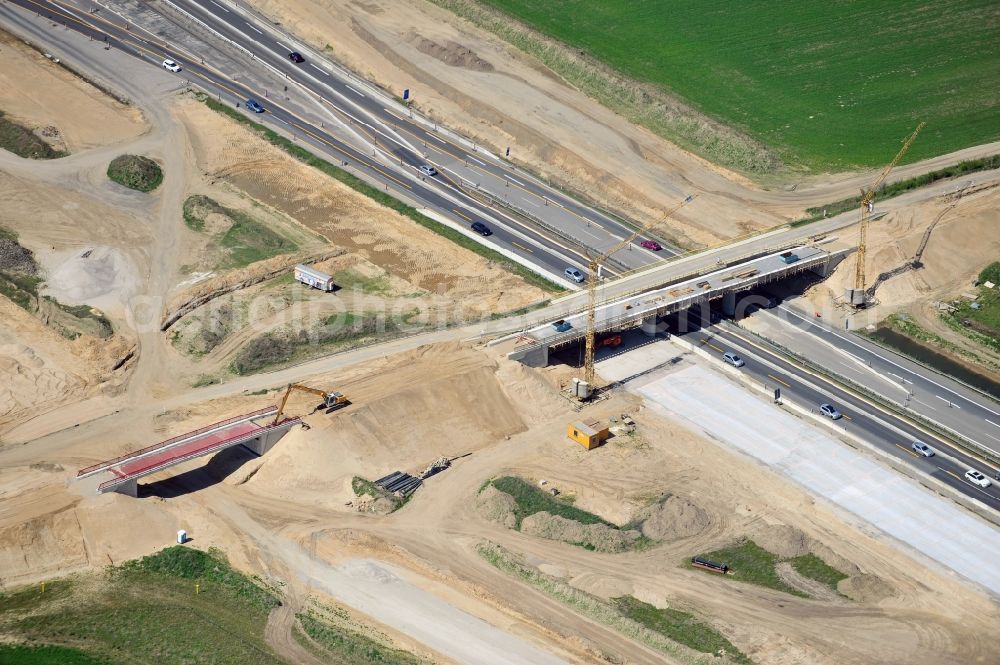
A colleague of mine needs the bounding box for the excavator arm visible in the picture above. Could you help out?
[273,383,343,425]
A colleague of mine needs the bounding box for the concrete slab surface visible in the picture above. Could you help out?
[638,365,1000,595]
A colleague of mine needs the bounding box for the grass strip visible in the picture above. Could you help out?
[489,476,612,528]
[297,612,423,664]
[791,155,1000,227]
[0,644,110,664]
[477,540,739,664]
[695,540,806,597]
[613,596,752,664]
[788,554,847,593]
[199,95,562,293]
[1,546,284,665]
[0,111,65,159]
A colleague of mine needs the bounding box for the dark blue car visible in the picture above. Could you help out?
[245,99,264,113]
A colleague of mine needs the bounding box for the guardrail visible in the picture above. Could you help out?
[77,406,278,478]
[96,416,300,492]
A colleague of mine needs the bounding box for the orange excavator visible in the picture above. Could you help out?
[272,383,348,425]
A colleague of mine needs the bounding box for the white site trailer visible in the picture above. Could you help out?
[294,264,336,292]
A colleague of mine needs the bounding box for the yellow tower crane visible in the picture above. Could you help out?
[846,122,924,307]
[581,194,696,392]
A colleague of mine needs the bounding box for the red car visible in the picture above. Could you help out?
[640,239,662,251]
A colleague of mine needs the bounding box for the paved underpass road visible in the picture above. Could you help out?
[689,325,1000,512]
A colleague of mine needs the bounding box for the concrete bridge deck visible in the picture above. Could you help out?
[78,407,300,496]
[509,245,841,366]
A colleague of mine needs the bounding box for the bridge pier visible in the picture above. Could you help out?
[242,426,296,456]
[640,314,667,337]
[722,292,737,317]
[113,478,138,498]
[512,343,549,368]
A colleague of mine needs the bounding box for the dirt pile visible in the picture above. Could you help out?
[411,34,494,72]
[520,512,641,553]
[475,484,517,528]
[244,344,527,501]
[837,574,896,603]
[634,495,710,541]
[494,360,566,426]
[0,237,37,274]
[751,523,811,558]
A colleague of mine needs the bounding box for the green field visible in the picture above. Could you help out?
[475,0,1000,171]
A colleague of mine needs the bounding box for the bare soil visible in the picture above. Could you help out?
[0,29,146,153]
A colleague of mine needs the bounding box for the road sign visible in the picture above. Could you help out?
[403,88,410,101]
[774,388,781,403]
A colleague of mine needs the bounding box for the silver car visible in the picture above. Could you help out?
[819,403,842,420]
[722,351,745,367]
[564,267,585,283]
[910,441,935,457]
[418,164,437,177]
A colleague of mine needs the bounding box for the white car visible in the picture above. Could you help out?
[910,441,935,458]
[964,469,991,488]
[162,59,182,73]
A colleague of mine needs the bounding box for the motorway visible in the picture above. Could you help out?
[1,0,665,284]
[747,304,1000,457]
[687,323,1000,511]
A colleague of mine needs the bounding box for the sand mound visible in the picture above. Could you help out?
[412,34,494,72]
[810,542,861,577]
[0,507,87,584]
[838,574,895,603]
[42,246,139,313]
[475,485,517,528]
[246,345,527,499]
[751,523,811,558]
[520,512,641,553]
[494,360,567,426]
[635,495,710,541]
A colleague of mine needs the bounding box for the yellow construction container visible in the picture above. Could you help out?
[567,420,609,450]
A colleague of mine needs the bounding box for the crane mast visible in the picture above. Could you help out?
[581,194,695,390]
[847,123,924,307]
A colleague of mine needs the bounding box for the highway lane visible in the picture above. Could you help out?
[172,0,669,269]
[688,324,1000,511]
[3,0,607,283]
[754,304,1000,457]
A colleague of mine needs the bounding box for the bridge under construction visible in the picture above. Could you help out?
[76,407,300,497]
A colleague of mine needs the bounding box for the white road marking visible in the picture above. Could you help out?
[275,41,291,51]
[467,155,486,166]
[209,0,230,13]
[345,84,365,97]
[987,419,1000,428]
[425,133,447,145]
[935,395,961,408]
[983,431,1000,443]
[245,23,262,35]
[309,63,329,76]
[506,175,526,187]
[776,305,1000,416]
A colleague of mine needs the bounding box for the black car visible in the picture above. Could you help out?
[471,222,492,236]
[288,52,305,63]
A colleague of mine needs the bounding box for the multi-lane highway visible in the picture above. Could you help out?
[688,323,1000,511]
[2,0,667,285]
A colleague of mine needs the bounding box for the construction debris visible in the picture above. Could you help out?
[420,457,451,479]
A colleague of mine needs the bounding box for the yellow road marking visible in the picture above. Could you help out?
[842,414,853,421]
[895,443,919,458]
[707,343,724,353]
[767,373,791,388]
[452,208,472,221]
[942,468,962,482]
[511,241,534,253]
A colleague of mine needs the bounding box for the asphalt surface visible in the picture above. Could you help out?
[171,0,670,267]
[688,324,1000,511]
[755,304,1000,457]
[2,0,667,284]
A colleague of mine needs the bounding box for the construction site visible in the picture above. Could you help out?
[1,1,999,664]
